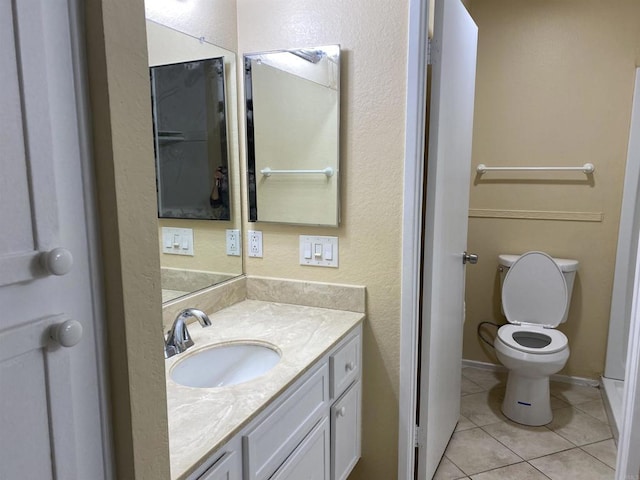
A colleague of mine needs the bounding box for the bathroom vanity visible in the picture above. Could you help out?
[165,298,363,480]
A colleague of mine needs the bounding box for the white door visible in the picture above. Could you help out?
[616,68,640,480]
[0,1,111,479]
[416,0,478,478]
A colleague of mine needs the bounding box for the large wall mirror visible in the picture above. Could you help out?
[244,45,341,226]
[146,20,243,303]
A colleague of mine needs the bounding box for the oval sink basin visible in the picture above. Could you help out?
[170,342,281,388]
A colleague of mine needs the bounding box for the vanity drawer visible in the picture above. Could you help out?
[330,333,360,399]
[243,363,329,480]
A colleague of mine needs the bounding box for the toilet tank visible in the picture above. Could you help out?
[498,253,579,324]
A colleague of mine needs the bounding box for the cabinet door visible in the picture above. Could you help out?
[244,364,329,480]
[270,417,330,480]
[331,381,361,480]
[198,451,241,480]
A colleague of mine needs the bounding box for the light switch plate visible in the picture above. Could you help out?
[299,235,338,267]
[162,227,194,256]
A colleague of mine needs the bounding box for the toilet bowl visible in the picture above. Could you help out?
[494,251,578,426]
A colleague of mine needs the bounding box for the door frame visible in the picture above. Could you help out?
[398,3,640,479]
[68,1,115,474]
[618,236,640,478]
[398,0,431,478]
[616,69,640,480]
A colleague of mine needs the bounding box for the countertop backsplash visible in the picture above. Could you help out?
[162,275,366,330]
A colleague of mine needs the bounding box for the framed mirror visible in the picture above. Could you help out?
[244,45,341,226]
[151,57,230,220]
[146,20,243,303]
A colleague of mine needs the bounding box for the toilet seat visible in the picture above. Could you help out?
[502,251,568,328]
[499,251,569,355]
[497,324,568,354]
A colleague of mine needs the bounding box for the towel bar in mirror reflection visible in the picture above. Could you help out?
[260,167,334,177]
[244,45,341,226]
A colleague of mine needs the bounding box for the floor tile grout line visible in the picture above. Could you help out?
[458,457,524,478]
[478,423,536,461]
[572,403,613,425]
[480,410,585,454]
[444,429,523,478]
[525,459,554,479]
[579,437,615,448]
[578,445,617,472]
[463,460,551,479]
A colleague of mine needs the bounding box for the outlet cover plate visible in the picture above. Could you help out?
[248,230,263,258]
[226,229,241,256]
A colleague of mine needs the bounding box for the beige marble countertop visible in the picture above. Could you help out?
[165,299,364,480]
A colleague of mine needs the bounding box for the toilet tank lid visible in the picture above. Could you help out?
[498,254,579,272]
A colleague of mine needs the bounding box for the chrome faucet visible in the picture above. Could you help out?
[164,308,212,358]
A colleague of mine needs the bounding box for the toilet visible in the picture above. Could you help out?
[494,251,579,426]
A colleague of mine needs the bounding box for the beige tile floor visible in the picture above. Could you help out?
[434,366,617,479]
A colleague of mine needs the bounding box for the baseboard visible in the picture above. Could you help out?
[462,358,601,388]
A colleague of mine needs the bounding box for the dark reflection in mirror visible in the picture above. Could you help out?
[151,57,230,220]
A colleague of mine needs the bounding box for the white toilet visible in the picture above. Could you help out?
[494,251,579,426]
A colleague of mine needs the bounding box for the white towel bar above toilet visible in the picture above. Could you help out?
[476,163,595,175]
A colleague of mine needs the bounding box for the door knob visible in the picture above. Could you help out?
[41,248,74,276]
[50,319,83,347]
[463,252,478,265]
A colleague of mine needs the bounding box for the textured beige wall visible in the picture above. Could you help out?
[85,0,170,478]
[463,0,640,379]
[145,0,238,53]
[237,2,408,479]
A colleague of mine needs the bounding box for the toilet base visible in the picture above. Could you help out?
[502,372,552,426]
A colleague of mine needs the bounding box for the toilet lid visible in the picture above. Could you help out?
[502,251,568,328]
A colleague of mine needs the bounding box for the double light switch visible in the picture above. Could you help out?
[299,235,338,267]
[162,227,194,256]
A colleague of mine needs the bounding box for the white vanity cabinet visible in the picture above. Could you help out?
[270,417,330,480]
[195,436,243,480]
[198,451,241,480]
[243,364,330,479]
[331,381,361,480]
[190,324,362,480]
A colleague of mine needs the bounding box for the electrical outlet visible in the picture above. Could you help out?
[226,229,241,256]
[248,230,263,258]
